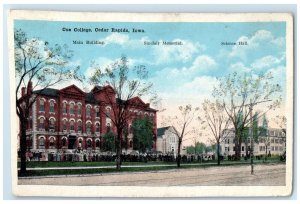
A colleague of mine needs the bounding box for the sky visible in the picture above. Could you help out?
[14,20,287,145]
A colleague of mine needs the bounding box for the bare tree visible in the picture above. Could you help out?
[14,29,82,176]
[200,99,230,165]
[274,115,287,134]
[89,56,157,170]
[162,105,199,167]
[213,72,282,160]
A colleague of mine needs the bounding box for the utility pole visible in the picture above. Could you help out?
[250,102,254,175]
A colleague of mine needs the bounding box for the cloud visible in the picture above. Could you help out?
[160,75,218,108]
[154,39,204,64]
[251,55,283,70]
[157,55,217,80]
[189,55,217,73]
[229,30,285,60]
[229,62,251,73]
[99,33,130,46]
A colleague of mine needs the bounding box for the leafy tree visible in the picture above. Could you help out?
[132,117,154,153]
[14,29,82,176]
[213,72,282,160]
[89,56,157,170]
[103,132,116,152]
[260,115,271,160]
[186,142,207,154]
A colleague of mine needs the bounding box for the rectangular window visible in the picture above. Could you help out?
[242,146,244,151]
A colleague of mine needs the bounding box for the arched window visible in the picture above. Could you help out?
[39,117,45,129]
[78,139,83,148]
[49,137,55,148]
[39,137,45,148]
[87,139,92,148]
[129,140,133,148]
[63,120,67,131]
[96,107,100,117]
[86,106,91,117]
[78,121,82,132]
[86,122,92,134]
[95,123,100,133]
[39,99,45,112]
[49,118,55,130]
[77,104,82,116]
[63,102,67,114]
[70,120,75,131]
[70,103,74,115]
[49,101,55,113]
[96,140,100,148]
[106,107,111,118]
[106,123,111,133]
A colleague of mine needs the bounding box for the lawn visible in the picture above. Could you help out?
[18,159,285,177]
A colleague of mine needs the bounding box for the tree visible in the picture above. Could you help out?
[186,142,206,154]
[213,72,282,160]
[200,99,230,165]
[103,132,116,152]
[89,56,156,170]
[14,29,82,176]
[260,115,270,160]
[132,117,154,153]
[274,115,287,134]
[162,105,199,167]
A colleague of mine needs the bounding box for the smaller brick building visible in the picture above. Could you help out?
[19,83,157,160]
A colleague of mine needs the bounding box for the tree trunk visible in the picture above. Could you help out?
[177,138,182,167]
[265,145,268,161]
[234,137,240,161]
[115,134,122,170]
[217,141,220,165]
[19,116,27,177]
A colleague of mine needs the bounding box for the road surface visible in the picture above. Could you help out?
[18,163,285,186]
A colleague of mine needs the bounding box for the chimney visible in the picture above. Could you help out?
[27,81,33,95]
[21,87,26,97]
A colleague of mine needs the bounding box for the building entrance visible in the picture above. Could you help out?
[68,135,77,149]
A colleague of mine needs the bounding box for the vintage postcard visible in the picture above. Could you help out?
[8,10,293,197]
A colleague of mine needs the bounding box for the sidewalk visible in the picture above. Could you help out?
[18,162,214,171]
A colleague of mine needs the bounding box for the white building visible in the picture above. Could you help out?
[220,128,286,157]
[156,126,180,155]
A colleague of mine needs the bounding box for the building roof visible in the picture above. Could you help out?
[157,126,171,138]
[33,88,59,97]
[32,85,157,111]
[85,92,97,104]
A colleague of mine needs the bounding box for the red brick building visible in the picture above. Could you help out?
[20,83,157,159]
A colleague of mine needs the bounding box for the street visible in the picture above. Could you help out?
[18,163,285,186]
